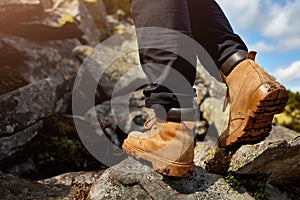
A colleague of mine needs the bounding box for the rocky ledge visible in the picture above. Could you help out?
[2,133,300,200]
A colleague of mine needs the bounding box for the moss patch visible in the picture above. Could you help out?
[73,182,92,200]
[225,173,270,200]
[59,14,75,26]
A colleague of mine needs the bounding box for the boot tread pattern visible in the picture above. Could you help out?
[229,81,288,148]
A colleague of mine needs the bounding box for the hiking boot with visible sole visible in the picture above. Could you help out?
[122,108,196,177]
[218,51,289,148]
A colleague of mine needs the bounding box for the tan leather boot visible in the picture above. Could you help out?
[218,51,289,148]
[122,108,196,177]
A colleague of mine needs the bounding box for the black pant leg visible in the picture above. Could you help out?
[187,0,248,68]
[130,0,197,109]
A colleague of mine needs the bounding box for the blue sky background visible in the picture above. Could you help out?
[216,0,300,92]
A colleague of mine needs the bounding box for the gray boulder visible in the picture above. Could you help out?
[196,62,226,99]
[0,77,73,137]
[0,173,77,200]
[0,34,79,164]
[88,157,254,200]
[0,0,109,164]
[82,0,111,39]
[200,97,229,136]
[0,121,42,163]
[0,0,107,45]
[72,44,148,113]
[229,137,300,185]
[84,89,152,146]
[0,34,80,85]
[39,171,104,186]
[0,170,107,200]
[199,135,300,185]
[0,77,74,164]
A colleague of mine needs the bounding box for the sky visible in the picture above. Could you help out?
[216,0,300,92]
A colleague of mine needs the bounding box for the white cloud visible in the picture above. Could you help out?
[262,0,300,39]
[216,0,260,30]
[278,37,300,51]
[249,37,300,52]
[273,60,300,85]
[216,0,300,52]
[249,41,273,52]
[272,60,300,92]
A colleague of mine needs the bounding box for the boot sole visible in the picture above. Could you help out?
[122,141,194,177]
[222,81,288,148]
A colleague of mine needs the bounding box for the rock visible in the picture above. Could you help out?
[0,34,80,85]
[82,0,111,39]
[0,0,113,187]
[229,137,300,185]
[0,121,42,163]
[0,170,104,200]
[88,157,254,200]
[106,10,134,35]
[71,115,127,168]
[266,124,299,142]
[84,89,152,145]
[194,78,209,105]
[72,44,94,62]
[0,0,106,45]
[84,102,120,145]
[194,63,229,141]
[0,173,76,200]
[0,34,79,119]
[264,184,290,200]
[194,62,228,141]
[38,171,105,200]
[0,116,106,180]
[5,160,36,178]
[200,97,229,135]
[39,171,104,186]
[0,34,79,162]
[195,125,300,172]
[280,183,300,200]
[196,62,226,99]
[0,78,72,137]
[0,77,72,166]
[73,44,148,113]
[196,145,233,175]
[194,119,210,141]
[200,136,300,185]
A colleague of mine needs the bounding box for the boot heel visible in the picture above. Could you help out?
[250,81,288,120]
[252,82,289,116]
[241,82,288,142]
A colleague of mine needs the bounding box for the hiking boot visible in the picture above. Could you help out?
[218,51,289,148]
[122,108,196,177]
